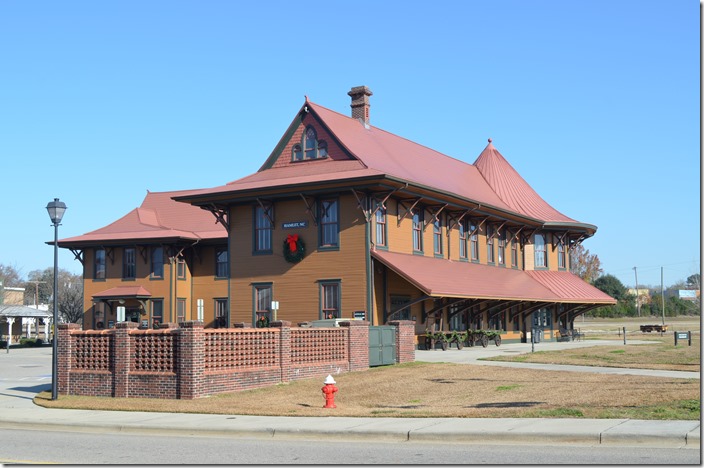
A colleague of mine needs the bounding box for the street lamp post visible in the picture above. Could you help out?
[46,198,67,401]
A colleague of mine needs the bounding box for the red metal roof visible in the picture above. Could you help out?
[176,100,589,229]
[372,250,615,304]
[473,141,577,223]
[92,285,152,299]
[58,190,226,247]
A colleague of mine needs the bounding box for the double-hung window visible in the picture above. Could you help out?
[510,232,518,268]
[320,281,341,319]
[123,247,136,279]
[486,226,495,263]
[254,204,273,253]
[375,204,386,247]
[94,248,106,279]
[319,199,339,248]
[497,230,506,266]
[557,239,566,269]
[469,222,479,261]
[534,234,547,268]
[459,220,468,260]
[215,298,228,328]
[215,248,228,278]
[177,298,186,323]
[412,209,423,252]
[151,299,163,326]
[151,247,163,279]
[433,217,443,256]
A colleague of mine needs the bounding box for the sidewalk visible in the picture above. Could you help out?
[0,344,699,449]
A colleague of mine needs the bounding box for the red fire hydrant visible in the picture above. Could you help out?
[322,374,338,409]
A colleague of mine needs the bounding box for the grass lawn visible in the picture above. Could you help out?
[35,361,699,420]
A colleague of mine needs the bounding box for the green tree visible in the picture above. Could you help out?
[593,274,628,301]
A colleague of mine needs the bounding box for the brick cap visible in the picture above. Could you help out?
[116,322,139,329]
[339,320,370,327]
[388,320,416,326]
[270,320,292,328]
[179,321,204,329]
[58,323,81,330]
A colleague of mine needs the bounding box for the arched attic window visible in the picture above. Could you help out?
[292,126,328,161]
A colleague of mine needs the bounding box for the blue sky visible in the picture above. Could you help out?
[0,0,699,289]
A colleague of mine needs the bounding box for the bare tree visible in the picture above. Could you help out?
[569,243,603,284]
[26,268,84,324]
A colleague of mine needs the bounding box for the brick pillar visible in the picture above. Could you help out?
[340,320,369,371]
[177,321,204,400]
[57,323,80,395]
[113,322,138,398]
[389,320,415,363]
[270,321,291,383]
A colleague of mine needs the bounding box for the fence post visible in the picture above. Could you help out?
[57,323,80,395]
[114,322,138,398]
[270,321,291,383]
[388,320,416,364]
[339,320,369,371]
[177,321,204,400]
[623,326,626,345]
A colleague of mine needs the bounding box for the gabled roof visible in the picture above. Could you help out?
[58,190,226,248]
[372,250,615,304]
[0,305,52,318]
[174,100,593,231]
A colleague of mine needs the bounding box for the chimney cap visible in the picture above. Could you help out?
[348,85,373,97]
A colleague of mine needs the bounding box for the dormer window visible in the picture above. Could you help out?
[292,126,327,161]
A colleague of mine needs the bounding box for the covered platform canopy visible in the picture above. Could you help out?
[0,305,53,345]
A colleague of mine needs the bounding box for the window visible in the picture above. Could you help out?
[215,298,228,328]
[319,199,339,248]
[412,209,423,252]
[254,205,273,253]
[320,281,341,319]
[497,230,506,266]
[177,298,186,323]
[510,232,518,268]
[123,247,136,279]
[254,284,272,327]
[433,218,443,256]
[375,204,386,247]
[293,126,328,161]
[557,239,566,269]
[534,234,547,268]
[215,248,228,278]
[390,295,411,321]
[151,247,163,279]
[177,257,186,279]
[486,226,495,263]
[469,222,479,261]
[94,248,106,280]
[458,220,468,260]
[151,299,163,326]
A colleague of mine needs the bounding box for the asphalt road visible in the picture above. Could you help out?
[0,427,699,464]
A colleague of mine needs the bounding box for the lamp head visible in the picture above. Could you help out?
[46,198,67,225]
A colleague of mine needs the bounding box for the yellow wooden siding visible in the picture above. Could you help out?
[229,195,369,325]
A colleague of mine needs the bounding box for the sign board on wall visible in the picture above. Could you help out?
[282,221,308,229]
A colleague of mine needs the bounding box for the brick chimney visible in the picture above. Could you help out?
[348,86,373,125]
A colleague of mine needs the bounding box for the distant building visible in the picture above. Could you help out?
[627,288,651,305]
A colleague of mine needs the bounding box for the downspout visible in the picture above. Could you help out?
[365,201,374,325]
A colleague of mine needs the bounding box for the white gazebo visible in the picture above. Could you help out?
[0,305,53,345]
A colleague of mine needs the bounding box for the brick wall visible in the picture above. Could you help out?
[57,320,413,400]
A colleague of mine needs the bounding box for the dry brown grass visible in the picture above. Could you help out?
[36,362,699,420]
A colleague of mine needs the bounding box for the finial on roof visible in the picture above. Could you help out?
[488,138,492,143]
[305,95,309,102]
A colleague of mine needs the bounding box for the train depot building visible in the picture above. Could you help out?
[58,86,615,347]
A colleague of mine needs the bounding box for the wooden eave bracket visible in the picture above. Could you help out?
[487,221,507,239]
[104,246,115,265]
[69,249,84,265]
[551,231,569,251]
[203,204,230,232]
[520,228,538,245]
[256,198,275,228]
[386,294,430,322]
[299,194,319,226]
[350,189,371,222]
[422,204,448,231]
[397,198,422,227]
[446,208,476,232]
[138,245,148,263]
[468,217,488,238]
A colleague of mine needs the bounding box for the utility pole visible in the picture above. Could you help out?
[633,267,640,317]
[26,281,46,308]
[661,267,665,326]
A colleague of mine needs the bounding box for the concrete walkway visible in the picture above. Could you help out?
[0,343,699,449]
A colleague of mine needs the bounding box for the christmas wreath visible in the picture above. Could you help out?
[283,234,305,263]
